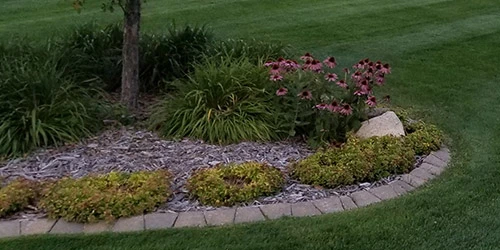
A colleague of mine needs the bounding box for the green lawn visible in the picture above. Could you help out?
[2,0,500,249]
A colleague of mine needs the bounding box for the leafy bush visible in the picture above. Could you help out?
[404,121,443,155]
[140,25,213,91]
[40,171,172,223]
[187,162,284,206]
[58,22,123,91]
[0,179,39,218]
[0,54,106,157]
[265,54,393,147]
[290,135,415,188]
[208,38,290,65]
[149,56,277,144]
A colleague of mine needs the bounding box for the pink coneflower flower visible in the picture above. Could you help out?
[364,68,374,78]
[270,64,282,75]
[298,90,312,100]
[339,104,353,116]
[283,60,300,70]
[375,73,385,85]
[351,71,363,81]
[343,67,350,74]
[309,60,322,72]
[315,103,328,110]
[270,74,283,81]
[300,53,314,61]
[327,100,341,113]
[380,63,391,74]
[336,79,348,89]
[302,59,312,70]
[354,60,365,69]
[325,73,338,82]
[365,95,377,107]
[264,61,276,67]
[354,90,364,96]
[276,87,288,96]
[323,57,337,68]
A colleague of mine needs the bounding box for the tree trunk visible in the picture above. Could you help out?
[120,0,141,110]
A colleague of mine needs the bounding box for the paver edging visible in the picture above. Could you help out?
[0,146,451,238]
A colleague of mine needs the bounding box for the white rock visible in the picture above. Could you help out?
[355,111,405,139]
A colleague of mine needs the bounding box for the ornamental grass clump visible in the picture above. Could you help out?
[149,56,276,144]
[265,54,393,147]
[186,162,284,206]
[290,135,415,188]
[0,179,39,218]
[0,53,106,157]
[39,170,172,223]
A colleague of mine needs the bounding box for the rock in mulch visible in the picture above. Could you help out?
[355,111,405,139]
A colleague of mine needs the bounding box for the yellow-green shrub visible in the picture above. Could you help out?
[186,162,284,206]
[40,170,172,223]
[0,179,38,218]
[290,135,415,188]
[404,121,443,155]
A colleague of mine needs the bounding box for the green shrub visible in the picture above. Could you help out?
[0,54,106,157]
[404,121,443,155]
[140,25,213,91]
[58,22,123,91]
[0,179,39,218]
[290,135,415,188]
[187,162,284,206]
[149,56,277,144]
[40,171,172,223]
[208,38,290,65]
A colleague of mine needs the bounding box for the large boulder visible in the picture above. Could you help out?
[355,111,405,139]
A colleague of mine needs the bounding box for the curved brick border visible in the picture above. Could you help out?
[0,146,451,238]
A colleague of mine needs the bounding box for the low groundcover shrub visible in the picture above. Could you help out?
[40,170,172,223]
[290,135,415,188]
[187,162,284,206]
[0,179,39,218]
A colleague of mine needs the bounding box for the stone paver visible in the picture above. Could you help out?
[112,215,144,232]
[234,207,265,224]
[50,220,84,234]
[419,163,444,176]
[350,190,381,207]
[174,211,206,228]
[339,196,357,210]
[368,185,398,200]
[402,174,426,187]
[291,202,321,217]
[410,168,435,181]
[312,196,343,214]
[431,149,450,163]
[145,212,178,230]
[21,218,57,235]
[204,208,235,226]
[423,154,447,168]
[389,180,411,195]
[260,203,291,219]
[0,220,20,238]
[84,222,113,234]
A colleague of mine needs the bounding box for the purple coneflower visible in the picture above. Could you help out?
[336,79,348,89]
[298,90,313,100]
[343,67,350,74]
[276,87,288,96]
[323,57,337,68]
[352,71,363,81]
[309,60,323,72]
[325,73,338,82]
[264,61,276,67]
[380,63,391,74]
[327,100,341,113]
[376,73,385,85]
[300,53,314,62]
[365,96,377,107]
[315,103,328,110]
[270,74,283,81]
[340,104,353,116]
[302,59,312,70]
[270,64,282,75]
